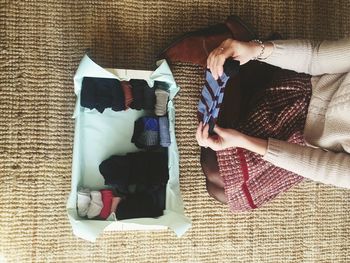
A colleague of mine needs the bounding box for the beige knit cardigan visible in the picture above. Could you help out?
[261,38,350,188]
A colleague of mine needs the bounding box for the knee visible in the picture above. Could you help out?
[200,147,225,188]
[206,180,227,204]
[204,167,224,188]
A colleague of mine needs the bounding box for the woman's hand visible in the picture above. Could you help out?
[195,122,245,151]
[195,122,268,155]
[207,39,264,80]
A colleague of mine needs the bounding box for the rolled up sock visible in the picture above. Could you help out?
[121,81,134,109]
[87,191,103,219]
[99,189,114,219]
[159,116,171,147]
[77,188,91,217]
[154,89,169,116]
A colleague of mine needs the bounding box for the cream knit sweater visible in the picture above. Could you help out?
[261,38,350,188]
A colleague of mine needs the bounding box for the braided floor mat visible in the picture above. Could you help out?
[1,0,350,262]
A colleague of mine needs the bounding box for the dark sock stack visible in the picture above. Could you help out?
[80,77,170,115]
[81,77,125,113]
[99,151,168,219]
[115,189,165,220]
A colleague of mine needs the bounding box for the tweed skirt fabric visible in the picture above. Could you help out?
[216,70,312,212]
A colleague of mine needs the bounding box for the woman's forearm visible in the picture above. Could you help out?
[239,134,268,156]
[250,41,274,60]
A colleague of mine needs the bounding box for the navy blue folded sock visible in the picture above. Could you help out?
[81,77,125,113]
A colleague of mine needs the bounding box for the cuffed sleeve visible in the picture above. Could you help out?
[262,38,350,76]
[263,138,350,189]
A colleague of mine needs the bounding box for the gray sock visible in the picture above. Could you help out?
[154,89,169,116]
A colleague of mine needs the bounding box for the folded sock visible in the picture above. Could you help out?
[99,155,131,188]
[128,151,169,186]
[130,79,147,110]
[115,193,164,220]
[87,191,103,219]
[154,89,169,116]
[99,189,114,220]
[81,77,125,113]
[132,117,160,149]
[137,130,159,148]
[77,188,91,217]
[143,117,159,131]
[143,86,156,110]
[121,81,134,109]
[111,80,126,112]
[159,116,171,147]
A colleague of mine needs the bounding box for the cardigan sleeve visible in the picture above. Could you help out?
[262,38,350,75]
[263,138,350,189]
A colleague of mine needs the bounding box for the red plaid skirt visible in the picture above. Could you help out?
[216,70,312,212]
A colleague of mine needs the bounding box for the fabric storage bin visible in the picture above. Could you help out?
[66,55,191,242]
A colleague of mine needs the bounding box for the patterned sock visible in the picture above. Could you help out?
[99,189,114,219]
[77,188,91,217]
[87,191,103,219]
[198,59,239,134]
[154,89,169,116]
[139,130,159,148]
[132,117,160,149]
[143,116,159,131]
[159,116,171,147]
[198,70,227,128]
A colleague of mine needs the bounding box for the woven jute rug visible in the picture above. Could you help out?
[1,0,350,262]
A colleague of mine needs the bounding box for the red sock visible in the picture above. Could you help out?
[99,189,113,219]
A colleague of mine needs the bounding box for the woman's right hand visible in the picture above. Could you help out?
[207,39,262,79]
[196,122,245,151]
[195,122,268,155]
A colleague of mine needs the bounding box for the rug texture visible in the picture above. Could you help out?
[1,0,350,262]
